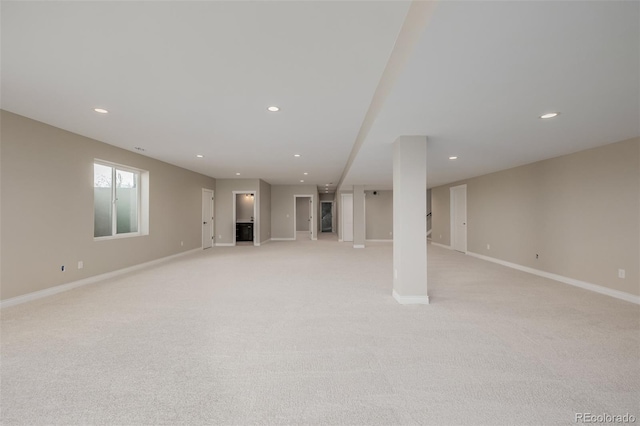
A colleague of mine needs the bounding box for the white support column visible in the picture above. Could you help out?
[393,136,428,304]
[353,185,366,248]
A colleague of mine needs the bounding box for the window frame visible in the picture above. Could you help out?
[93,159,148,241]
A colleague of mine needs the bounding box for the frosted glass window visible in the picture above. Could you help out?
[94,161,146,239]
[94,163,113,237]
[115,169,138,234]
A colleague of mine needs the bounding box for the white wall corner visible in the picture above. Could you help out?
[466,251,640,305]
[392,290,430,305]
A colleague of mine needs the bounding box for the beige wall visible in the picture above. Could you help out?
[365,190,393,240]
[259,179,271,243]
[0,111,216,300]
[235,194,255,222]
[271,185,318,239]
[431,138,640,297]
[214,179,260,245]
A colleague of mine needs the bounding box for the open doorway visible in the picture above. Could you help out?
[233,191,257,246]
[321,201,333,232]
[294,195,312,240]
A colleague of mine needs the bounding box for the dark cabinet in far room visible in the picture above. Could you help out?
[236,223,253,242]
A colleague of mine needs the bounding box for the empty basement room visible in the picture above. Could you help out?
[1,1,639,425]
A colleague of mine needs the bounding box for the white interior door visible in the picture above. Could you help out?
[202,189,214,249]
[308,198,312,239]
[342,193,354,242]
[450,184,467,253]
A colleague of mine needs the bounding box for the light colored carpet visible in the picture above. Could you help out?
[1,235,638,425]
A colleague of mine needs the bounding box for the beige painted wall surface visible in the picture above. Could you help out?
[215,179,259,245]
[365,190,393,240]
[431,138,640,297]
[259,179,271,243]
[271,185,318,239]
[0,111,216,300]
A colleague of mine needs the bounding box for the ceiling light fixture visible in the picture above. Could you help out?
[540,112,559,119]
[449,156,458,160]
[300,180,304,183]
[294,154,301,158]
[303,172,308,175]
[196,154,204,158]
[267,106,280,112]
[236,172,241,176]
[94,108,109,114]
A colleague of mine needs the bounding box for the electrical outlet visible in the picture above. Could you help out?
[486,244,490,250]
[439,234,442,239]
[219,235,222,239]
[180,241,184,246]
[389,231,393,236]
[77,261,83,269]
[618,269,626,279]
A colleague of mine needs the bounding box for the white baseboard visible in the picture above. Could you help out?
[338,239,343,242]
[430,242,451,249]
[467,251,640,305]
[393,290,429,305]
[270,237,295,241]
[259,239,271,245]
[353,244,365,249]
[215,243,235,247]
[366,239,392,243]
[1,248,202,309]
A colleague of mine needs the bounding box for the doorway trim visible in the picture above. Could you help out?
[232,190,258,246]
[450,184,467,253]
[202,188,214,249]
[293,194,315,240]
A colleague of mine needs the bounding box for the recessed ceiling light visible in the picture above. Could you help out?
[303,172,308,175]
[300,180,304,183]
[449,156,458,160]
[540,112,559,119]
[196,154,204,158]
[94,108,108,114]
[294,154,301,158]
[325,184,329,186]
[236,172,241,176]
[267,106,280,112]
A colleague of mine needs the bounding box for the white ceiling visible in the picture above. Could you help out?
[343,1,640,189]
[2,1,639,193]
